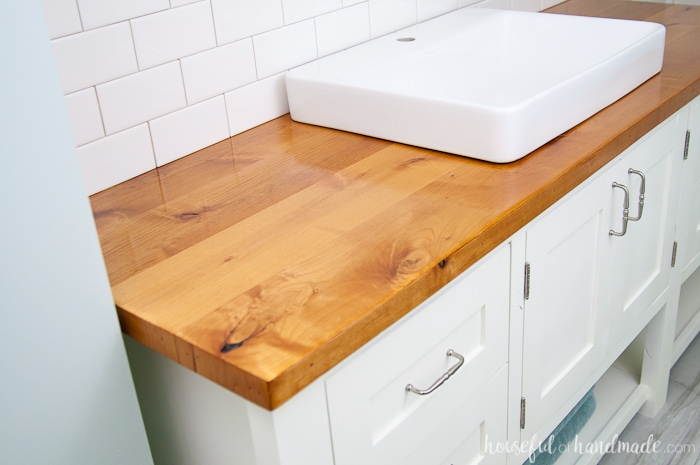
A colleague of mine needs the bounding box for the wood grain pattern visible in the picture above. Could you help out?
[90,0,700,409]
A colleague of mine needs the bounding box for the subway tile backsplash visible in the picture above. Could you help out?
[418,0,460,22]
[64,88,105,146]
[76,0,170,31]
[180,39,257,105]
[369,0,418,38]
[211,0,285,46]
[253,20,318,79]
[42,0,561,195]
[52,22,137,94]
[149,96,230,166]
[315,3,371,57]
[43,0,82,39]
[130,2,217,70]
[75,124,156,195]
[283,0,343,25]
[224,73,290,137]
[96,61,187,135]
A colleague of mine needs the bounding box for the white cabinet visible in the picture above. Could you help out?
[125,97,700,465]
[673,97,700,361]
[678,98,700,278]
[324,102,693,465]
[606,109,687,350]
[518,106,688,455]
[325,245,511,465]
[520,166,614,445]
[400,367,508,465]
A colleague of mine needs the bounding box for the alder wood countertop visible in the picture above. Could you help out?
[91,0,700,410]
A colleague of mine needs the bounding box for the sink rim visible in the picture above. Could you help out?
[286,8,666,163]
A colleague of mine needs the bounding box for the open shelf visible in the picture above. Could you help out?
[673,265,700,364]
[547,341,648,465]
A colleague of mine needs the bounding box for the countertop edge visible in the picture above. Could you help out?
[95,0,700,410]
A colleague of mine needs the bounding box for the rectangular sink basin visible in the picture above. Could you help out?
[285,9,665,163]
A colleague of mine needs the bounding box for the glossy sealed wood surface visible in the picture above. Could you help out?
[91,0,700,409]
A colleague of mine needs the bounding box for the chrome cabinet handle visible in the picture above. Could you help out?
[610,182,630,237]
[406,349,465,396]
[627,168,645,222]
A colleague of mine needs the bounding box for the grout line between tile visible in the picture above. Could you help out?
[177,60,191,106]
[146,122,159,168]
[222,92,233,138]
[93,86,108,140]
[73,0,85,33]
[127,20,142,72]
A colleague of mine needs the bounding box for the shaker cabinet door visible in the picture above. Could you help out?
[520,167,615,444]
[606,107,687,349]
[519,104,689,448]
[674,97,700,352]
[677,97,700,280]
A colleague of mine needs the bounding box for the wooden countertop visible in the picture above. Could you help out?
[91,0,700,410]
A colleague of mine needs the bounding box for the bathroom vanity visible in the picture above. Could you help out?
[91,1,700,464]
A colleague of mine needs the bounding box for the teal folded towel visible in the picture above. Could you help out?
[526,387,597,465]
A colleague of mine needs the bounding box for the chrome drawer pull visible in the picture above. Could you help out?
[627,168,645,222]
[405,349,465,396]
[610,182,630,237]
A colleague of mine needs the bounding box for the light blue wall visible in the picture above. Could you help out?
[0,1,153,464]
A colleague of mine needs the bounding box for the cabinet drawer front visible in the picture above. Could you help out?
[326,245,510,465]
[401,366,508,465]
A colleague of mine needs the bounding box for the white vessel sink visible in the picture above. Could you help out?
[285,9,666,163]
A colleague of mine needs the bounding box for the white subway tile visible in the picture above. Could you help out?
[477,0,511,8]
[369,0,417,38]
[459,0,481,7]
[253,20,317,79]
[211,0,284,45]
[283,0,342,25]
[343,0,366,6]
[181,39,257,105]
[315,4,370,57]
[181,38,257,105]
[149,96,229,166]
[96,62,187,135]
[170,0,203,6]
[511,0,542,11]
[51,22,138,94]
[225,74,289,136]
[64,88,105,146]
[41,0,82,39]
[76,0,169,30]
[417,0,459,22]
[542,0,564,9]
[131,2,216,70]
[77,124,155,194]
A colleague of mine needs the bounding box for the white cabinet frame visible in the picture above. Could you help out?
[125,97,700,465]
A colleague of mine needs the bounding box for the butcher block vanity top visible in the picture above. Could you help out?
[91,0,700,410]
